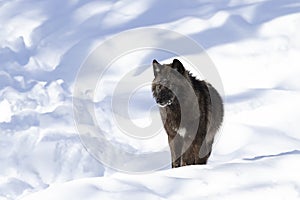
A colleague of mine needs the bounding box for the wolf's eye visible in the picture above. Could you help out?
[160,79,168,85]
[155,86,160,93]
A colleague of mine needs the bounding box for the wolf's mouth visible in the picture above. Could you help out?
[157,100,172,107]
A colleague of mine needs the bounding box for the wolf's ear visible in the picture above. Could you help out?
[172,59,184,74]
[152,59,161,77]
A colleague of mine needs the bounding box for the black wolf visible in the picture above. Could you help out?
[152,59,223,168]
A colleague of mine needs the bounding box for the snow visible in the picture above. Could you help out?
[19,156,300,200]
[0,0,299,199]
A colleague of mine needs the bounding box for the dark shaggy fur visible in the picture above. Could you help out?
[152,59,223,168]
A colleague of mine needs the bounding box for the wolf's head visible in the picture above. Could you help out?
[151,59,186,107]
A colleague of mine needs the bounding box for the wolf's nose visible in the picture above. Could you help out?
[156,98,162,104]
[153,59,158,64]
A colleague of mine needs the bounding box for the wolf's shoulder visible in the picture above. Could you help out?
[185,71,207,89]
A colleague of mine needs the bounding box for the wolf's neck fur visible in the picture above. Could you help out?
[160,71,202,135]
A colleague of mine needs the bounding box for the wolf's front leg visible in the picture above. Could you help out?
[181,141,197,166]
[168,135,183,168]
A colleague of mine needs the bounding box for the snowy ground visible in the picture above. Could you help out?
[1,0,300,199]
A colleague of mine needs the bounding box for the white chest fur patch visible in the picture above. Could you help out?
[177,127,186,137]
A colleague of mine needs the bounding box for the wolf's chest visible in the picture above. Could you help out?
[159,107,183,137]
